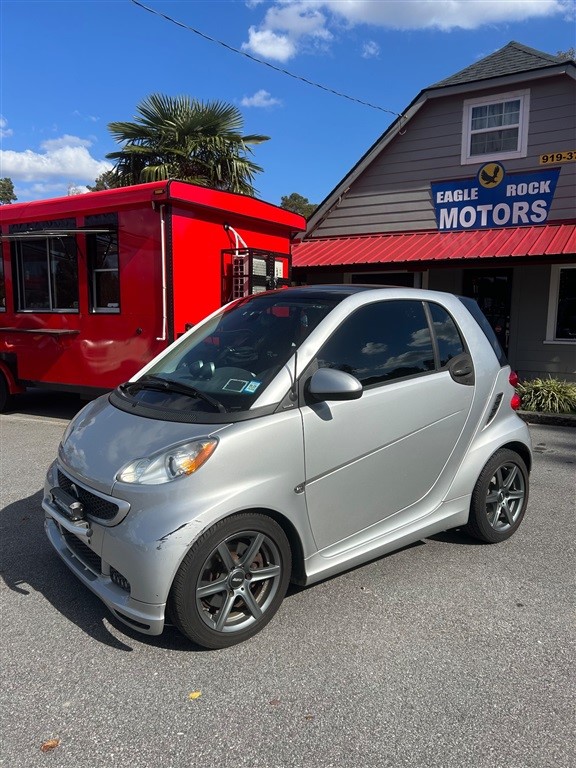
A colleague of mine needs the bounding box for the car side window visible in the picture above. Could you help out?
[317,300,435,387]
[427,303,466,367]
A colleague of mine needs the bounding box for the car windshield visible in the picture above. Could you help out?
[122,292,341,413]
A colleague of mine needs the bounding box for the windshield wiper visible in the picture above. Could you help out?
[120,375,228,413]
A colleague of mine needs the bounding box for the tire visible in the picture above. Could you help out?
[0,373,10,413]
[465,448,529,543]
[168,513,291,649]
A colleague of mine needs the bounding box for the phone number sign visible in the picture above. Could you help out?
[540,150,575,164]
[431,163,561,231]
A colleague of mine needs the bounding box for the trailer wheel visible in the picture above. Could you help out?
[0,373,10,412]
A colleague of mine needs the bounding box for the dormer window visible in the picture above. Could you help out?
[461,90,530,164]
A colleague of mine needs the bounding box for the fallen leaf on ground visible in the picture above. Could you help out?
[269,699,281,706]
[40,738,60,752]
[188,691,202,700]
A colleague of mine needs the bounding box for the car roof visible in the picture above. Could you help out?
[263,284,402,301]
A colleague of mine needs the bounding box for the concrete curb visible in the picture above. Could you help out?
[518,410,576,428]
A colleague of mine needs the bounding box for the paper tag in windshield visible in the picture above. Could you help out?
[223,379,248,392]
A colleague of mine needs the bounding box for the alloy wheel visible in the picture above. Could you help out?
[485,461,527,532]
[195,530,283,633]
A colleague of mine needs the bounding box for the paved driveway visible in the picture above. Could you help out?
[1,396,574,768]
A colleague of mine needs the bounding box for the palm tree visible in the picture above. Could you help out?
[106,94,269,196]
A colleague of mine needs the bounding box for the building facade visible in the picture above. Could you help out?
[293,42,576,381]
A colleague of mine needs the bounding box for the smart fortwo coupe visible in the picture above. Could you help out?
[43,286,532,649]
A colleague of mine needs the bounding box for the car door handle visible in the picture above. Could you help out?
[452,362,473,377]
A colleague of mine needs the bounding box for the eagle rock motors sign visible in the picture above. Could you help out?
[431,163,561,232]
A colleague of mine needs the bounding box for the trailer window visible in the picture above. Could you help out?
[14,237,78,312]
[87,232,120,312]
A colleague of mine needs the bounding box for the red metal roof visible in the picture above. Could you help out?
[292,224,576,268]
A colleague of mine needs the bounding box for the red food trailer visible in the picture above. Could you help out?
[0,180,306,410]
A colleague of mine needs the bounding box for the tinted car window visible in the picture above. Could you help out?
[458,296,508,366]
[123,293,341,414]
[317,300,435,387]
[428,303,466,367]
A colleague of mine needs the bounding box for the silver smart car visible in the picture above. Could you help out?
[43,286,532,649]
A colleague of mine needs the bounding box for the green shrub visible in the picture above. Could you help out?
[517,377,576,414]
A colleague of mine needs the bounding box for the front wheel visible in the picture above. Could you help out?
[168,513,291,649]
[465,448,529,543]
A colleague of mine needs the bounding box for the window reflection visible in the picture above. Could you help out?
[318,300,436,386]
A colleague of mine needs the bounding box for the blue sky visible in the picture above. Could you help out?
[1,0,574,207]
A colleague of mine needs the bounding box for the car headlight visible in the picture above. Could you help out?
[117,438,218,485]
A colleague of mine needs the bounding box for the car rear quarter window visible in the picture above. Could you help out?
[427,303,466,367]
[317,300,435,387]
[458,296,508,366]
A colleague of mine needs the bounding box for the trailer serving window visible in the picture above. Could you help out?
[87,231,120,312]
[13,235,78,312]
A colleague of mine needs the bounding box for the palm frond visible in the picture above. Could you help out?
[106,93,268,194]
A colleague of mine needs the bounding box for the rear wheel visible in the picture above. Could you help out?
[169,513,291,649]
[465,448,529,543]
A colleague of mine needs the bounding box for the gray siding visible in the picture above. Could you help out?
[510,266,576,382]
[427,269,463,295]
[312,75,576,238]
[429,265,576,381]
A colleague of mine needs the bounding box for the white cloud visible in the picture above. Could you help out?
[242,26,297,61]
[242,3,333,60]
[0,116,13,139]
[243,0,570,60]
[0,135,111,183]
[361,341,387,355]
[40,135,93,152]
[409,327,433,348]
[321,0,571,31]
[362,40,380,59]
[263,3,331,38]
[241,89,282,107]
[73,110,100,123]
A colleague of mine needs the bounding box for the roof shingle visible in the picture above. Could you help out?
[429,41,566,89]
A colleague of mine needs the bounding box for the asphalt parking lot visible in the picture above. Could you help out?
[1,392,575,768]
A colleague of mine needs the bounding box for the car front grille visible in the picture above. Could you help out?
[57,470,119,521]
[61,529,102,575]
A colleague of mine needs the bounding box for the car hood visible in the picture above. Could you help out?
[58,394,231,495]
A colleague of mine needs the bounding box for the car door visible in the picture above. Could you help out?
[300,298,476,551]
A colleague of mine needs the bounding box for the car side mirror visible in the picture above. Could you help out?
[307,367,363,402]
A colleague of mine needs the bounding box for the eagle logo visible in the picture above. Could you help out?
[478,162,505,189]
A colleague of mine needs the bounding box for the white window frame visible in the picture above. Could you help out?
[87,232,120,314]
[461,89,530,165]
[545,264,576,344]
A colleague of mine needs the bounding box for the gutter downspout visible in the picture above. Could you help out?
[224,222,248,252]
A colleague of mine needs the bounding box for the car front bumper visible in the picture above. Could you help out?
[43,513,167,636]
[42,460,172,636]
